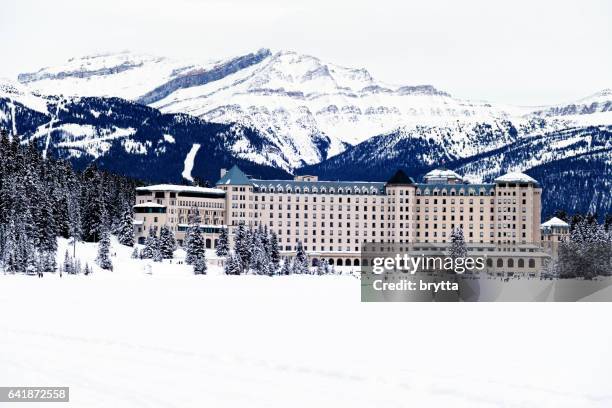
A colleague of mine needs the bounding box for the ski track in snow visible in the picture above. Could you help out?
[43,101,62,160]
[9,99,17,137]
[181,143,201,181]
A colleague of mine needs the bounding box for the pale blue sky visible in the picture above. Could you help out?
[2,0,610,105]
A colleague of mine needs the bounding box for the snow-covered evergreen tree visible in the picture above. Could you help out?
[292,241,309,274]
[281,258,292,275]
[96,229,113,271]
[316,259,330,275]
[215,228,229,257]
[185,226,204,265]
[141,228,157,259]
[224,252,242,275]
[559,217,612,279]
[63,250,73,274]
[448,227,468,260]
[193,254,207,275]
[117,206,134,246]
[269,232,280,271]
[233,224,251,273]
[159,225,176,259]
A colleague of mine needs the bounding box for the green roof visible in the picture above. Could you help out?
[216,165,252,185]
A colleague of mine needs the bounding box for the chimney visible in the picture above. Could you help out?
[220,168,227,178]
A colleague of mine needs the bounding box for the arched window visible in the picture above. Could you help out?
[497,259,503,268]
[507,259,514,268]
[528,258,536,268]
[336,259,343,266]
[518,259,525,268]
[353,259,360,266]
[486,258,493,267]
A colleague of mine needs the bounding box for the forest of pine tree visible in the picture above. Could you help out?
[0,130,138,274]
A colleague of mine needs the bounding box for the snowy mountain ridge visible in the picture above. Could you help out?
[14,49,612,172]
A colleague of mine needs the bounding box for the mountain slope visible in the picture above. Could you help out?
[9,49,612,218]
[0,80,290,183]
[301,124,612,217]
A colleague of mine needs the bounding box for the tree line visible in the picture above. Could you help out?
[0,130,137,273]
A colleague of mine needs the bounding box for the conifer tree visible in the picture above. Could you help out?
[224,253,237,275]
[117,206,135,247]
[193,254,207,275]
[281,258,292,275]
[215,228,229,256]
[63,250,73,274]
[449,227,468,261]
[159,225,176,259]
[292,241,308,274]
[269,232,280,271]
[233,224,251,272]
[186,226,204,265]
[96,229,113,271]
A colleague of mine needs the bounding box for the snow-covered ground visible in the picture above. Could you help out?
[0,239,611,407]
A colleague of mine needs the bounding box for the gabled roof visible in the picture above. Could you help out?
[495,172,538,184]
[424,168,462,180]
[541,217,569,228]
[386,170,415,185]
[216,165,252,185]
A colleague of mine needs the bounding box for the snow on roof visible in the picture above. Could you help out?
[133,202,166,208]
[541,217,569,228]
[137,184,225,195]
[494,172,538,184]
[424,168,462,180]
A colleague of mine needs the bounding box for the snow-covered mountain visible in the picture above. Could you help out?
[0,78,289,183]
[5,49,612,217]
[20,49,594,171]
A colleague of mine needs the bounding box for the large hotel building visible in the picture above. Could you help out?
[134,166,556,274]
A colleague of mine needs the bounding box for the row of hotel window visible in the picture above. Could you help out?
[250,187,528,196]
[231,200,529,209]
[231,192,529,203]
[230,211,529,221]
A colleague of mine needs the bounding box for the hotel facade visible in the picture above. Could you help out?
[134,166,553,275]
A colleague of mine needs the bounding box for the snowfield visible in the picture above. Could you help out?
[0,239,611,407]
